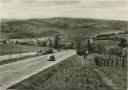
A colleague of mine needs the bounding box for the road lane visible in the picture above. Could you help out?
[0,50,68,74]
[0,50,59,61]
[0,50,76,89]
[0,52,35,61]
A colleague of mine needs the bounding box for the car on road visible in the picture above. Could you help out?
[36,50,45,55]
[47,54,56,61]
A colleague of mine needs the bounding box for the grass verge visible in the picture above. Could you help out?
[94,66,127,90]
[88,54,127,90]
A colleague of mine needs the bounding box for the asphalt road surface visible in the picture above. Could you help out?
[0,50,76,89]
[0,52,35,61]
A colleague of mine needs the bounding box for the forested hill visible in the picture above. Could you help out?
[1,17,128,39]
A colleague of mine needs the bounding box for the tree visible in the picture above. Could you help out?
[53,35,60,49]
[42,40,47,47]
[73,36,84,55]
[47,38,52,47]
[73,36,82,49]
[37,40,42,47]
[118,38,127,48]
[87,39,93,53]
[70,42,74,49]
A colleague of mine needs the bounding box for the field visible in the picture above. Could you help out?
[0,44,43,55]
[117,33,128,40]
[94,40,117,48]
[9,54,127,90]
[93,33,128,48]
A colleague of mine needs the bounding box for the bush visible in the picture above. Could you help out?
[122,48,128,57]
[76,49,84,56]
[15,41,20,44]
[107,46,122,56]
[62,43,74,49]
[45,48,53,54]
[73,36,82,49]
[30,41,36,46]
[53,35,60,49]
[118,38,127,48]
[3,40,7,44]
[91,43,105,54]
[42,40,47,47]
[19,42,31,46]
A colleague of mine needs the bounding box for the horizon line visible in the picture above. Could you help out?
[1,17,128,22]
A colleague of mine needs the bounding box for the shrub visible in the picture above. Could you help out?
[122,48,128,57]
[42,40,47,47]
[107,46,122,56]
[118,38,127,48]
[73,36,82,49]
[76,49,84,56]
[19,42,31,46]
[15,41,20,44]
[30,41,36,46]
[45,48,53,54]
[3,40,7,44]
[91,43,105,54]
[37,40,47,47]
[62,43,74,49]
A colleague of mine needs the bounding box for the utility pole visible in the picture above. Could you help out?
[0,20,2,54]
[0,23,1,41]
[19,48,21,60]
[9,23,12,60]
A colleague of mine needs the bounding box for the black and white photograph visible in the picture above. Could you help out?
[0,0,127,90]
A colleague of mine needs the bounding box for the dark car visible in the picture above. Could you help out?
[36,50,44,55]
[47,54,56,61]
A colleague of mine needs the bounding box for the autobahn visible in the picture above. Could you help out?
[0,50,76,89]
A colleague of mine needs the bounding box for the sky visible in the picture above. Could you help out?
[0,0,128,21]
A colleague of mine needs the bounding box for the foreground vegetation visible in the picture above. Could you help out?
[9,54,127,90]
[95,66,127,90]
[89,54,127,90]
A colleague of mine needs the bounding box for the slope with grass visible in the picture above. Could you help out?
[1,17,127,39]
[94,40,117,48]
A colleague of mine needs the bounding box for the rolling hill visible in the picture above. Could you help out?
[1,17,128,39]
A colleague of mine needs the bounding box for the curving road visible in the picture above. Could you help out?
[0,50,76,89]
